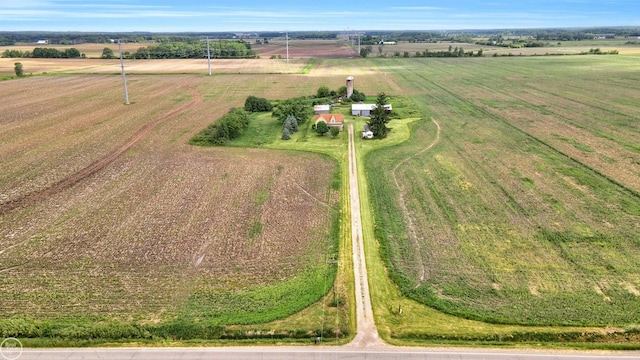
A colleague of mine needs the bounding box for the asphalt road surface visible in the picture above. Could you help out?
[14,347,640,360]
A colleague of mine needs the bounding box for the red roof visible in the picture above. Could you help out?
[314,114,344,125]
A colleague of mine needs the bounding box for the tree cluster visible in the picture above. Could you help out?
[244,96,273,112]
[350,89,366,102]
[129,41,256,59]
[272,98,313,125]
[190,108,249,145]
[3,47,82,59]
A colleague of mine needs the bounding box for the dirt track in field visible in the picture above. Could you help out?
[391,118,441,286]
[0,87,203,215]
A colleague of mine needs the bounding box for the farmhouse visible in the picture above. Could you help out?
[314,104,331,114]
[36,40,48,45]
[351,103,392,117]
[314,114,344,131]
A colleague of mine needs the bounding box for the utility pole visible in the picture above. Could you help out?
[206,36,211,76]
[118,39,130,105]
[286,30,289,63]
[358,33,361,56]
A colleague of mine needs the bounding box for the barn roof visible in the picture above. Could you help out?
[352,104,392,111]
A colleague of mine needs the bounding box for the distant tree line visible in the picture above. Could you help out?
[0,32,239,44]
[369,46,484,58]
[475,36,547,48]
[128,41,256,59]
[2,47,82,58]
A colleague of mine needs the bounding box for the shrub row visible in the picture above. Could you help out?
[189,108,249,145]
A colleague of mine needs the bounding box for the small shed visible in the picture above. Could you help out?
[362,124,374,139]
[314,104,331,115]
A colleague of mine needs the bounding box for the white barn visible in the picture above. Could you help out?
[351,103,392,117]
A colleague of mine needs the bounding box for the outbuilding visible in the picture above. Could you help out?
[362,124,374,139]
[314,104,331,115]
[351,104,392,117]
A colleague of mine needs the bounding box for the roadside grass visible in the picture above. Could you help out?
[356,57,640,345]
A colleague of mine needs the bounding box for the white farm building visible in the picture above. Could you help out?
[351,103,392,117]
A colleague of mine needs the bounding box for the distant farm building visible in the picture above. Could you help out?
[314,114,344,131]
[36,40,48,45]
[314,104,331,114]
[362,124,374,139]
[378,41,397,45]
[351,103,392,117]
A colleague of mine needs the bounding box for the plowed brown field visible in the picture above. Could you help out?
[0,75,339,322]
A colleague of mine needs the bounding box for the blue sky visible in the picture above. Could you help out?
[0,0,638,32]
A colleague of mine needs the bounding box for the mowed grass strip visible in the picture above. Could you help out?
[364,57,640,327]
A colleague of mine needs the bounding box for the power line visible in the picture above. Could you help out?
[206,36,211,76]
[118,39,130,105]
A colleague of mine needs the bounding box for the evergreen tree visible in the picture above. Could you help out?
[369,93,391,138]
[282,127,291,140]
[284,115,299,133]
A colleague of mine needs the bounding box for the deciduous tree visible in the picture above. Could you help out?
[101,47,114,59]
[273,98,312,125]
[316,121,329,136]
[316,86,330,98]
[14,62,23,77]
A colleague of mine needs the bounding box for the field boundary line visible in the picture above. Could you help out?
[391,118,441,285]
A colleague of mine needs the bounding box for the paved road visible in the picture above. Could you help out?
[15,347,640,360]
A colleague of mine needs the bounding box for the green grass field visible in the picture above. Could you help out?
[360,55,640,330]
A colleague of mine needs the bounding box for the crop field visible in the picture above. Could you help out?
[364,40,640,57]
[0,73,345,336]
[364,56,640,327]
[253,39,358,58]
[0,58,309,76]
